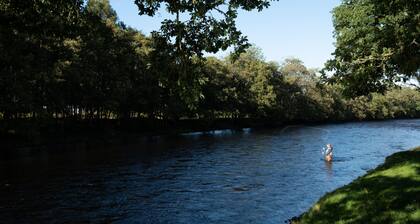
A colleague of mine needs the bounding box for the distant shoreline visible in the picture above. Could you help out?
[2,117,419,153]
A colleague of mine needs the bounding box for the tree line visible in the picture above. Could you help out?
[1,0,419,126]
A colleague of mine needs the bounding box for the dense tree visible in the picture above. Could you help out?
[134,0,276,57]
[0,0,84,119]
[132,0,278,113]
[281,58,311,78]
[87,0,117,22]
[199,57,243,118]
[227,47,279,117]
[324,0,420,97]
[1,0,420,140]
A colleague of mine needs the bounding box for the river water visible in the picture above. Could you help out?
[1,119,419,223]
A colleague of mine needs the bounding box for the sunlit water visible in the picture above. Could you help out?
[1,119,419,223]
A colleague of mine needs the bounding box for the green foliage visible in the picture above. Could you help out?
[296,147,420,224]
[86,0,117,22]
[0,0,84,118]
[1,0,420,126]
[325,0,420,97]
[134,0,276,57]
[133,0,278,113]
[348,88,420,120]
[228,46,279,117]
[281,57,311,77]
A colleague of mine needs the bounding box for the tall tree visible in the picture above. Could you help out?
[0,0,83,119]
[324,0,420,97]
[72,0,152,119]
[133,0,277,114]
[228,46,279,117]
[134,0,275,57]
[86,0,117,22]
[281,58,311,77]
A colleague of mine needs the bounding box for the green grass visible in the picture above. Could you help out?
[295,147,420,224]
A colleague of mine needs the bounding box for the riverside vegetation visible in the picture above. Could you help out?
[1,0,419,147]
[1,0,420,223]
[293,147,420,224]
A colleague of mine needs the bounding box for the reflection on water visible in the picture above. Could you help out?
[0,119,420,223]
[324,160,333,177]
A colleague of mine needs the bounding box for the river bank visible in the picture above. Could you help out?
[1,120,420,223]
[1,118,281,151]
[2,117,419,152]
[291,147,420,224]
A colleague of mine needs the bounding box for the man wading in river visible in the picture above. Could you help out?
[323,144,333,162]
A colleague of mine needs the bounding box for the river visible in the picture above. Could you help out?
[1,119,420,223]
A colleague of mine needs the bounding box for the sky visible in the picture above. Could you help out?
[109,0,342,69]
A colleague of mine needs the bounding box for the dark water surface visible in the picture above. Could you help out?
[1,119,420,223]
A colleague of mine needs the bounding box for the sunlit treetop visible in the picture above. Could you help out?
[323,0,420,97]
[87,0,118,22]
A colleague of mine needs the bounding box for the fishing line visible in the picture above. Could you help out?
[280,125,303,133]
[305,126,331,134]
[280,125,330,134]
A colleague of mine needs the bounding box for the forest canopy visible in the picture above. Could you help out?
[0,0,419,131]
[324,0,420,97]
[133,0,276,57]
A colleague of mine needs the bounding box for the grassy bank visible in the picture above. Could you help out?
[294,147,420,224]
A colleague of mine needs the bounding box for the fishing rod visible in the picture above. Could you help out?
[280,125,330,133]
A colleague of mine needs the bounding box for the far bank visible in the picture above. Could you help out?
[2,117,420,152]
